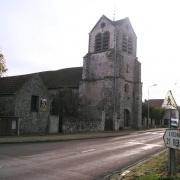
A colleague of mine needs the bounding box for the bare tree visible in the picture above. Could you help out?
[0,53,7,77]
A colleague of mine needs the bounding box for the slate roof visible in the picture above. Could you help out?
[0,74,32,94]
[39,67,82,89]
[0,67,82,94]
[148,99,164,108]
[89,15,127,34]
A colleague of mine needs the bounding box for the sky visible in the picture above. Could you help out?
[1,0,180,103]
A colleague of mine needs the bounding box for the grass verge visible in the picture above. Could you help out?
[110,150,180,180]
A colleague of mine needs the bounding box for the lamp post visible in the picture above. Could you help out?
[147,84,157,128]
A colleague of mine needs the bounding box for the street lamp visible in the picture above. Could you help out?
[147,83,157,128]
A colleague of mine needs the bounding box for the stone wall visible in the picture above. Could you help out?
[15,74,51,134]
[62,113,105,133]
[0,95,15,116]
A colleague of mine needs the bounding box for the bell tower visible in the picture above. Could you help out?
[79,15,142,131]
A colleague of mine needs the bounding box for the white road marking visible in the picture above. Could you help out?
[121,170,130,176]
[128,141,163,151]
[141,144,163,150]
[81,149,96,153]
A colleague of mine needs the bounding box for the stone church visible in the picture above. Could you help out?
[79,15,142,130]
[0,15,142,135]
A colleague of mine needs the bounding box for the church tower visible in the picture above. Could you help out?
[79,15,142,131]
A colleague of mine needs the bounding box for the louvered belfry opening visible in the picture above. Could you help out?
[95,31,110,52]
[122,34,133,54]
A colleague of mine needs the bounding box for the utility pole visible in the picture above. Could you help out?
[147,84,157,128]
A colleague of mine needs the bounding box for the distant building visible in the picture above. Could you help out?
[147,97,179,127]
[148,99,164,109]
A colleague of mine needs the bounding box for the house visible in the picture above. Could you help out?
[0,74,51,135]
[147,91,179,128]
[147,99,165,127]
[0,67,83,135]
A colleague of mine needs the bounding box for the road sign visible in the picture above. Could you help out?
[162,90,178,109]
[163,129,180,150]
[171,118,179,127]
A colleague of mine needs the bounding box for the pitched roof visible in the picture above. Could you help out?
[0,67,83,94]
[0,74,32,94]
[113,18,127,26]
[39,67,82,89]
[89,15,127,33]
[148,99,164,108]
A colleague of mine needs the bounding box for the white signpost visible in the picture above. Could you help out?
[163,129,180,150]
[163,90,179,177]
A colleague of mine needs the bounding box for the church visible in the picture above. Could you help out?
[79,15,142,130]
[0,15,142,135]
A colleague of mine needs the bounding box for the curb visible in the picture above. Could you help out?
[0,128,165,144]
[0,132,133,144]
[103,149,167,180]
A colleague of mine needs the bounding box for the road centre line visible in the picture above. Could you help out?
[81,148,96,153]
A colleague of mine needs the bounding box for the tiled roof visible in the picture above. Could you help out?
[0,67,83,94]
[149,99,164,108]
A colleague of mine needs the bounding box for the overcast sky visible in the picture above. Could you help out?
[1,0,180,103]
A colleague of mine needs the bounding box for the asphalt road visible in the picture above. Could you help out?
[0,130,165,180]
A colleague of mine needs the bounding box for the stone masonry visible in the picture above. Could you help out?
[15,75,51,134]
[79,15,142,131]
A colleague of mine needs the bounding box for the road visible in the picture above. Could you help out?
[0,130,165,180]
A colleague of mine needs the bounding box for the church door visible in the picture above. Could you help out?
[124,109,130,127]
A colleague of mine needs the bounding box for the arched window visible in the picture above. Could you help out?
[103,31,110,50]
[95,33,102,52]
[95,31,110,52]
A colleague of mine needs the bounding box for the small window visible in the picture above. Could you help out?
[126,64,129,73]
[124,83,129,93]
[31,95,39,112]
[101,22,106,28]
